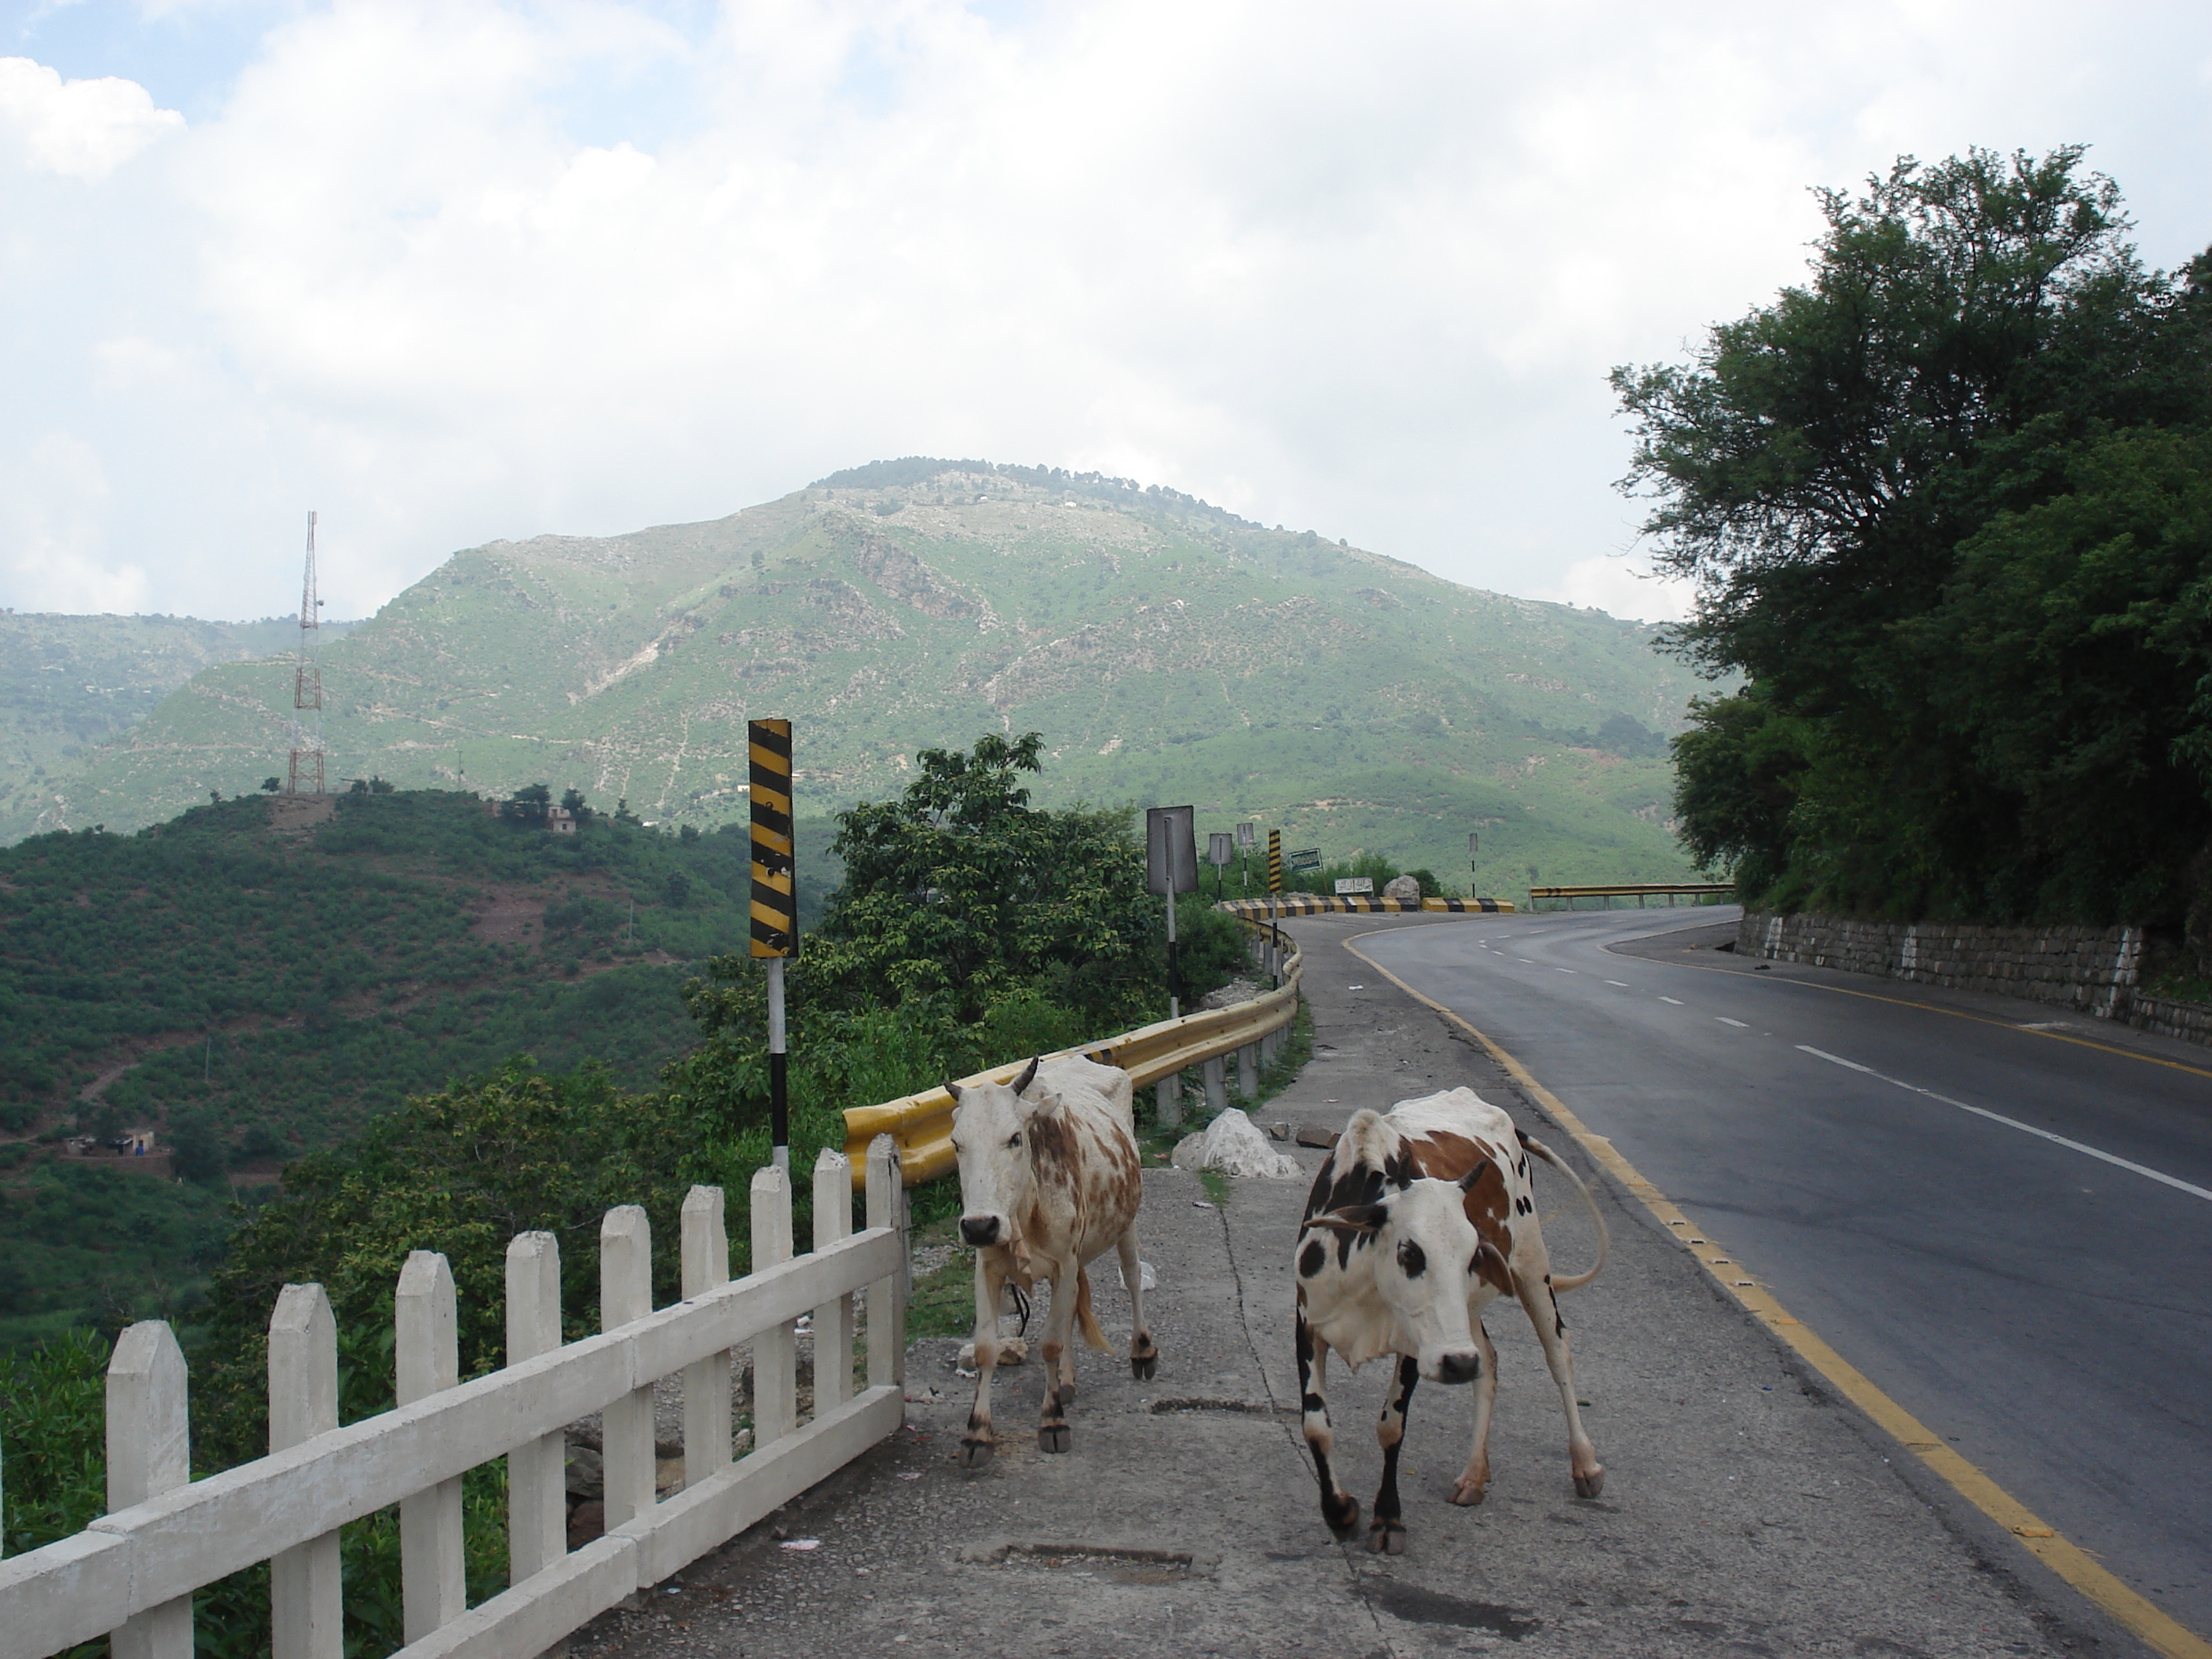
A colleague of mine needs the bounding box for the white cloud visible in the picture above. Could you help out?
[0,57,182,181]
[2,2,2209,620]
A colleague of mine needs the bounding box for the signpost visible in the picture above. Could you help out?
[1287,847,1323,872]
[1146,806,1198,1018]
[749,719,797,1171]
[1334,877,1374,895]
[1236,822,1256,896]
[1207,831,1233,901]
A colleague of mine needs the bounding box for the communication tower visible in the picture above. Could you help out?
[287,511,325,795]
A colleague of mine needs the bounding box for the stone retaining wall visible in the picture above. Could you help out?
[1738,910,2144,1016]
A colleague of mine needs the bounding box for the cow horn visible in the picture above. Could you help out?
[1459,1155,1496,1193]
[1303,1203,1388,1235]
[1013,1057,1041,1095]
[944,1081,964,1104]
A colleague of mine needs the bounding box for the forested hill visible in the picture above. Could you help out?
[6,461,1709,896]
[0,789,783,1177]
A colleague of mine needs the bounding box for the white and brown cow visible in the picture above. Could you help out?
[947,1054,1159,1468]
[1295,1087,1607,1553]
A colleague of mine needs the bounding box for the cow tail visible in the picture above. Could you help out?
[1073,1265,1111,1351]
[1522,1133,1610,1292]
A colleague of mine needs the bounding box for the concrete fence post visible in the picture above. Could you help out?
[599,1207,656,1532]
[1203,1055,1228,1115]
[750,1166,797,1449]
[811,1150,855,1413]
[269,1285,342,1659]
[108,1320,192,1659]
[1237,1042,1260,1098]
[865,1135,907,1395]
[397,1251,465,1643]
[681,1186,732,1489]
[505,1232,566,1591]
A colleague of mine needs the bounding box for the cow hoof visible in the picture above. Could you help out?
[1038,1423,1071,1454]
[1058,1380,1077,1402]
[1573,1467,1606,1500]
[1449,1477,1489,1507]
[1365,1522,1406,1555]
[1323,1496,1361,1542]
[957,1437,995,1472]
[1131,1353,1158,1380]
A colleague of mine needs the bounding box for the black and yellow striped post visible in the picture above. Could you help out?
[1267,830,1283,896]
[749,718,796,1170]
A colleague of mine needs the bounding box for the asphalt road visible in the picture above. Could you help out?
[1347,906,2212,1646]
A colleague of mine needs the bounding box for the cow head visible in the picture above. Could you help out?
[948,1057,1045,1251]
[1305,1159,1505,1384]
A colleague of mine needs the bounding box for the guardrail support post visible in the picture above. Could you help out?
[601,1207,657,1533]
[270,1286,342,1659]
[1155,1073,1183,1127]
[397,1251,465,1643]
[108,1320,192,1659]
[682,1187,732,1489]
[751,1166,797,1448]
[1203,1056,1228,1115]
[1237,1042,1259,1098]
[866,1135,907,1395]
[507,1232,567,1596]
[812,1150,855,1413]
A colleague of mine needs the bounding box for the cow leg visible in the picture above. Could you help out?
[1518,1276,1603,1498]
[1368,1353,1419,1554]
[959,1252,1010,1472]
[1038,1260,1075,1453]
[1297,1308,1360,1540]
[1451,1317,1499,1505]
[1117,1227,1159,1379]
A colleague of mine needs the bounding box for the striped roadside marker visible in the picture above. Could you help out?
[749,718,795,1168]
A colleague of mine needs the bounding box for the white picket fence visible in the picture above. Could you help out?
[0,1137,910,1659]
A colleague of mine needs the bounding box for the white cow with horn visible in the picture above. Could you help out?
[947,1054,1159,1468]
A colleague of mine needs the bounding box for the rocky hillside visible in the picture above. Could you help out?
[3,461,1706,894]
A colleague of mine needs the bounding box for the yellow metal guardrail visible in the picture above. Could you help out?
[1528,883,1734,911]
[843,933,1304,1188]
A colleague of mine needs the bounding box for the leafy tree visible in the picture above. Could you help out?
[1621,147,2212,926]
[261,777,281,793]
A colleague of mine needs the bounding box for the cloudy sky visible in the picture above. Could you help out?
[2,2,2207,624]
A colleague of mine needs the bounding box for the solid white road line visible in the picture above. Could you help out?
[1798,1046,2212,1203]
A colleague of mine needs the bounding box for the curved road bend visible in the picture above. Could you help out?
[1346,907,2212,1645]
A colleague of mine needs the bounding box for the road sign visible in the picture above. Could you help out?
[1207,832,1234,866]
[1334,877,1374,895]
[748,720,797,957]
[1146,806,1198,895]
[1236,821,1256,848]
[1287,847,1323,872]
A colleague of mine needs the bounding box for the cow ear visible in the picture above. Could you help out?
[944,1082,964,1104]
[1013,1057,1042,1096]
[1459,1155,1495,1194]
[1306,1203,1388,1234]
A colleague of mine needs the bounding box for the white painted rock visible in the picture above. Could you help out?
[1171,1108,1302,1179]
[1383,874,1423,904]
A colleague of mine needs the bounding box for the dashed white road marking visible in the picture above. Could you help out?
[1517,958,1535,965]
[1716,1017,1749,1028]
[1659,996,1684,1005]
[1797,1046,2212,1203]
[1603,980,1629,987]
[1556,967,1577,974]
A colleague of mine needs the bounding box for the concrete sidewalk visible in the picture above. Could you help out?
[571,915,2082,1659]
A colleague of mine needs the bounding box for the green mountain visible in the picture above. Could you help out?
[0,612,359,834]
[2,460,1705,897]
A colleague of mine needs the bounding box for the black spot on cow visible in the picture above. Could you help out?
[1397,1238,1426,1278]
[1319,1159,1389,1217]
[1299,1238,1328,1278]
[1516,1195,1533,1215]
[1302,1392,1325,1413]
[1382,1147,1419,1190]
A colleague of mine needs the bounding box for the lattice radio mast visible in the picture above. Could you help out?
[287,511,325,796]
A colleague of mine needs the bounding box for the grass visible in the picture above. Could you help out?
[904,1216,977,1344]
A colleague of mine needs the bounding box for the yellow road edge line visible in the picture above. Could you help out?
[1339,928,2212,1659]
